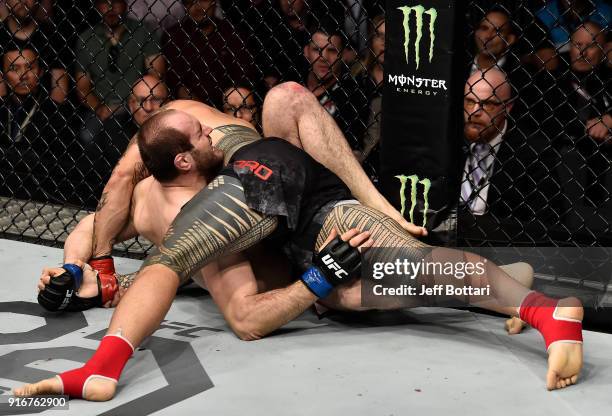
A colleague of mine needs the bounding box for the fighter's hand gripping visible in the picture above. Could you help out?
[300,229,373,298]
[37,262,119,311]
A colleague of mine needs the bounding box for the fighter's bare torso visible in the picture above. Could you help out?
[131,177,195,246]
[130,99,257,245]
[130,176,291,293]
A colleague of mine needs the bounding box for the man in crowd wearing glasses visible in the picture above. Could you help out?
[93,75,169,164]
[459,68,560,242]
[222,86,260,131]
[95,75,169,152]
[75,0,164,144]
[80,75,170,208]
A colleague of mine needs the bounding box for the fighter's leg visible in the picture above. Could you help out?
[315,204,582,390]
[262,82,425,237]
[499,262,534,334]
[15,175,278,400]
[319,261,535,314]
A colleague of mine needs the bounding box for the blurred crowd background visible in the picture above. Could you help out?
[0,0,610,247]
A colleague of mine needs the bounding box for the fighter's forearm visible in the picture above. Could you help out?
[92,139,148,257]
[64,214,95,264]
[91,188,130,257]
[231,281,317,341]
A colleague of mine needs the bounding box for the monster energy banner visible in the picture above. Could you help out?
[381,0,465,244]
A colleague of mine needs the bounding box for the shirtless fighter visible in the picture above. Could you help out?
[35,139,531,337]
[16,84,583,400]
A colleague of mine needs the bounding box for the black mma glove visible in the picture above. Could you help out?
[300,235,361,298]
[38,264,101,312]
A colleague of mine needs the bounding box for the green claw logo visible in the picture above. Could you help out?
[397,4,438,70]
[396,174,431,227]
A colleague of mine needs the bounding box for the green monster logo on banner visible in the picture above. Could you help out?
[395,174,431,227]
[397,4,438,70]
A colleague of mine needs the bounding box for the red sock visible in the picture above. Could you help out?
[58,334,134,398]
[519,291,583,351]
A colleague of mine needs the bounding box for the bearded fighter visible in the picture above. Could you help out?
[16,82,583,399]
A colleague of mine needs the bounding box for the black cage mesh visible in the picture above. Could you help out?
[0,0,609,257]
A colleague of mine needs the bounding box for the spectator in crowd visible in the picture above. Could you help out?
[0,0,51,22]
[565,22,611,141]
[245,0,321,87]
[127,0,186,32]
[222,86,260,129]
[471,9,518,74]
[273,0,312,77]
[163,0,254,107]
[339,0,385,65]
[239,0,314,91]
[552,22,610,206]
[468,3,559,71]
[536,0,611,53]
[353,14,384,179]
[460,69,560,236]
[94,74,169,155]
[303,23,368,151]
[75,0,164,143]
[0,46,73,200]
[88,75,169,201]
[471,8,558,132]
[0,0,69,103]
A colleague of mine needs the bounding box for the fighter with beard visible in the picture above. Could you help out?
[17,79,584,399]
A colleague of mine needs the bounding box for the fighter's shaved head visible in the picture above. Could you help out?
[138,109,195,182]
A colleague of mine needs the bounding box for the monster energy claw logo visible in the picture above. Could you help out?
[396,174,431,227]
[398,4,437,70]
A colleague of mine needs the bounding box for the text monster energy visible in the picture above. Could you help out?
[396,174,431,227]
[397,4,438,70]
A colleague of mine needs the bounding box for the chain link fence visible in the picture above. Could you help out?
[459,0,611,248]
[0,0,609,257]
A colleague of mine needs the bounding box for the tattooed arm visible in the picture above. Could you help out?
[92,134,149,257]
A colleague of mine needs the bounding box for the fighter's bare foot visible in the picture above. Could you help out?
[13,376,116,401]
[545,297,583,391]
[504,316,527,334]
[13,377,62,397]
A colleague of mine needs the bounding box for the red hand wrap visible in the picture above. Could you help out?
[89,257,115,275]
[98,272,119,305]
[519,291,583,351]
[59,334,133,398]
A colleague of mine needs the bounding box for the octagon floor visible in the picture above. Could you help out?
[0,239,611,416]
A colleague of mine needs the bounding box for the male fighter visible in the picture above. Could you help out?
[48,80,422,311]
[35,131,531,336]
[35,135,374,335]
[76,81,426,312]
[17,106,583,399]
[88,81,425,263]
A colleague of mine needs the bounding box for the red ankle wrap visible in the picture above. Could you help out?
[519,291,583,351]
[58,334,134,398]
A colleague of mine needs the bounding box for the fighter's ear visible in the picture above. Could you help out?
[174,151,192,173]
